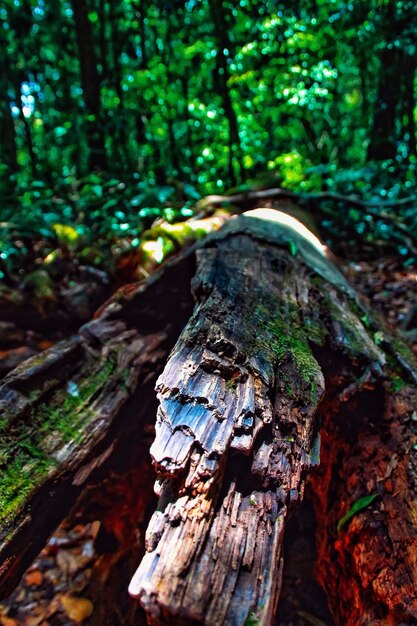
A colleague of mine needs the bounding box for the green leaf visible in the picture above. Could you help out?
[289,240,297,256]
[337,494,378,535]
[373,331,384,346]
[391,377,405,392]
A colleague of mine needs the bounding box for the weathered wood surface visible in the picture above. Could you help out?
[129,210,417,625]
[0,248,196,598]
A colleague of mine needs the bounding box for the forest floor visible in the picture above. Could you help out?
[1,243,417,626]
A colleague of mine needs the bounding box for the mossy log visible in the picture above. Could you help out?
[0,249,196,598]
[128,210,417,626]
[0,208,416,626]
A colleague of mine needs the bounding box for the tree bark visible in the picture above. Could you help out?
[402,53,417,159]
[367,0,417,162]
[0,31,18,191]
[208,0,241,185]
[107,0,131,169]
[71,0,107,171]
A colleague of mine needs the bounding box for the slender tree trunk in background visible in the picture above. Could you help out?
[41,0,80,178]
[180,74,197,178]
[71,0,107,171]
[108,1,131,170]
[137,0,147,69]
[135,112,146,149]
[16,0,41,177]
[0,94,18,201]
[162,8,183,178]
[131,0,161,174]
[169,6,198,180]
[358,48,371,128]
[0,30,26,186]
[0,95,18,176]
[402,54,417,159]
[367,44,403,161]
[367,1,415,162]
[31,72,52,181]
[13,75,37,177]
[0,36,18,192]
[97,0,109,79]
[208,0,241,186]
[134,1,147,149]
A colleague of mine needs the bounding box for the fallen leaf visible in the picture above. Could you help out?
[0,616,18,626]
[337,493,379,534]
[56,549,83,576]
[25,569,44,587]
[60,595,93,623]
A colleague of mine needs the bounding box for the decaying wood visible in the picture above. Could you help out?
[0,248,196,597]
[311,370,417,625]
[128,210,417,625]
[0,207,416,626]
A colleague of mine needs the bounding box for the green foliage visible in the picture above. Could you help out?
[0,172,202,278]
[337,493,379,535]
[244,613,259,626]
[0,0,416,267]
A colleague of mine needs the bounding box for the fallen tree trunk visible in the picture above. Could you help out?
[0,248,197,597]
[0,208,416,625]
[128,210,417,625]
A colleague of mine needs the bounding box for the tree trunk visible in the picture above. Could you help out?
[13,73,37,176]
[0,32,18,192]
[0,92,18,198]
[367,44,403,161]
[0,249,196,597]
[71,0,107,171]
[402,53,417,159]
[208,0,241,185]
[107,0,131,170]
[127,210,417,625]
[367,0,417,162]
[0,208,416,625]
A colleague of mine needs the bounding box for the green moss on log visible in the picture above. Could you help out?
[252,300,323,405]
[0,358,116,527]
